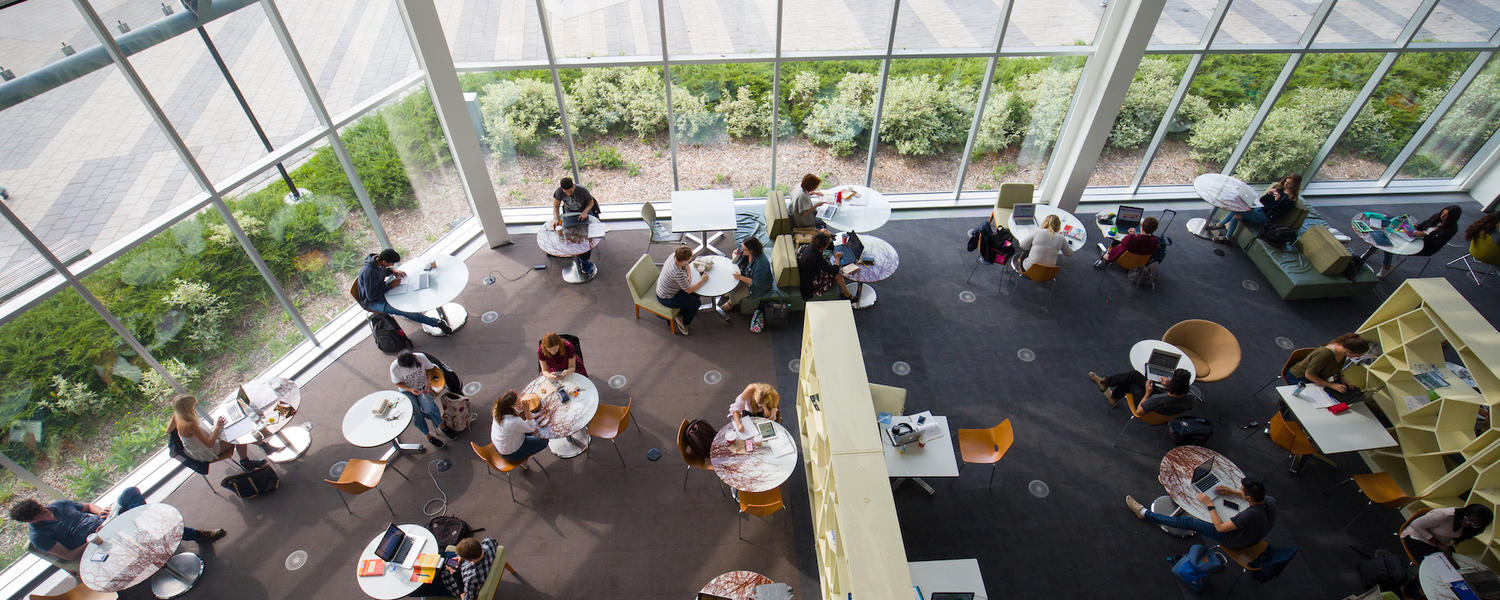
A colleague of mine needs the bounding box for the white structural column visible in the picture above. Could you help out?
[1038,0,1167,211]
[397,0,511,247]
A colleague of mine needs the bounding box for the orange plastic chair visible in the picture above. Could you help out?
[586,397,634,468]
[676,419,716,491]
[737,487,788,539]
[1324,472,1426,531]
[1214,539,1269,596]
[957,419,1015,490]
[1268,413,1322,471]
[472,442,548,502]
[1252,347,1316,400]
[324,458,406,516]
[29,585,118,600]
[1398,507,1433,565]
[1002,263,1059,300]
[1096,251,1151,302]
[1110,393,1174,448]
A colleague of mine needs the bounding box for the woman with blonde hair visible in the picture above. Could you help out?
[1014,213,1075,273]
[729,383,781,431]
[169,394,263,469]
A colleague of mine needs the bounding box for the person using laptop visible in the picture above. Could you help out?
[358,248,453,335]
[1205,173,1300,240]
[1094,217,1160,269]
[797,232,855,302]
[168,394,266,470]
[11,487,225,562]
[1401,504,1494,562]
[1374,205,1462,278]
[1288,333,1370,395]
[1013,214,1075,274]
[729,382,781,432]
[552,177,599,277]
[789,173,829,231]
[391,350,450,449]
[1125,476,1277,550]
[1088,368,1193,416]
[407,536,501,599]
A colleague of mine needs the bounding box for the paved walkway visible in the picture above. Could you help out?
[0,0,1494,272]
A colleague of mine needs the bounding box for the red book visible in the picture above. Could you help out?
[358,559,384,577]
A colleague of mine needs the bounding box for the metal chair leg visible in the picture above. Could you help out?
[335,489,352,515]
[1110,416,1137,448]
[506,471,516,502]
[966,258,983,284]
[389,465,410,481]
[1319,477,1355,495]
[1342,501,1375,531]
[987,464,997,491]
[1448,253,1482,284]
[201,473,223,498]
[683,466,691,491]
[612,440,626,469]
[737,512,744,541]
[378,489,396,517]
[532,457,549,476]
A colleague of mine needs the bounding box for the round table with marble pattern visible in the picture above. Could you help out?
[710,417,798,492]
[521,372,600,458]
[700,570,774,600]
[81,504,188,592]
[1158,445,1245,523]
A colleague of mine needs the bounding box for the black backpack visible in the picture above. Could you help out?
[1168,416,1212,446]
[221,464,279,498]
[1259,223,1297,246]
[684,419,716,460]
[369,313,413,353]
[427,515,486,548]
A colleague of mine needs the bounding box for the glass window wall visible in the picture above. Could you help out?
[1087,55,1192,187]
[962,56,1085,190]
[463,70,571,207]
[1143,53,1289,185]
[776,60,880,193]
[871,58,985,193]
[544,0,662,60]
[1319,51,1478,181]
[671,63,776,196]
[1398,55,1500,179]
[1230,52,1380,184]
[555,67,675,202]
[439,0,547,63]
[276,0,421,117]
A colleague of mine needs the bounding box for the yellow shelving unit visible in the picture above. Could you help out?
[797,302,914,600]
[1356,279,1500,568]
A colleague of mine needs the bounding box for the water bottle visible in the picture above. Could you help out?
[1293,382,1307,398]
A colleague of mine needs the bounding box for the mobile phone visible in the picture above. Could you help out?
[1222,499,1240,510]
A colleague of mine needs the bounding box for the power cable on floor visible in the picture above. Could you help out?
[423,458,452,517]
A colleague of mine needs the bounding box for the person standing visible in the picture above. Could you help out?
[553,178,599,277]
[358,248,453,335]
[655,246,708,336]
[391,350,450,448]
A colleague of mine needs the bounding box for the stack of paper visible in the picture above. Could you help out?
[410,553,440,583]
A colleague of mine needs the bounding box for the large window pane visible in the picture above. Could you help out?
[278,0,420,117]
[1143,53,1289,185]
[464,70,570,208]
[782,1,894,53]
[671,64,775,196]
[1398,56,1500,180]
[557,67,675,203]
[1313,0,1423,45]
[961,56,1085,190]
[129,4,318,184]
[1230,53,1379,184]
[544,0,662,60]
[438,0,546,63]
[1320,52,1477,181]
[664,0,777,57]
[0,0,95,77]
[1002,0,1102,47]
[1151,0,1220,46]
[871,58,985,193]
[1414,0,1500,43]
[1211,5,1315,47]
[776,60,879,193]
[893,0,1002,52]
[1087,55,1192,187]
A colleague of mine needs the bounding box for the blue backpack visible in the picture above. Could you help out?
[1172,544,1225,591]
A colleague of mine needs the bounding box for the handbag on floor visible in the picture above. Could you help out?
[750,308,765,333]
[221,464,279,498]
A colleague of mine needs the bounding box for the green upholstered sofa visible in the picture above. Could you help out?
[752,235,839,315]
[1210,200,1377,299]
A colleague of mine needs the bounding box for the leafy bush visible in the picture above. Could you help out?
[66,456,114,499]
[290,117,416,211]
[1108,57,1210,149]
[566,67,675,139]
[672,88,724,144]
[717,87,790,139]
[569,143,636,171]
[786,71,824,124]
[973,91,1021,155]
[162,280,229,352]
[479,78,560,156]
[1416,68,1500,173]
[385,91,452,172]
[1014,67,1083,153]
[804,104,868,156]
[878,74,976,156]
[266,195,348,253]
[41,376,102,417]
[108,415,167,473]
[137,358,198,406]
[1187,104,1255,165]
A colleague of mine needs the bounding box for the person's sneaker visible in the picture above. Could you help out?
[1103,389,1119,407]
[239,458,267,470]
[1088,372,1107,392]
[1377,266,1394,279]
[198,529,226,543]
[673,316,689,336]
[437,322,454,336]
[1125,495,1145,519]
[428,435,446,449]
[581,260,596,276]
[442,427,460,440]
[1093,259,1106,270]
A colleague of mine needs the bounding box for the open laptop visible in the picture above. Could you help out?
[1144,349,1181,384]
[1460,564,1500,599]
[373,523,406,562]
[1011,203,1037,227]
[1115,205,1144,232]
[1190,457,1220,495]
[836,231,865,266]
[559,211,587,228]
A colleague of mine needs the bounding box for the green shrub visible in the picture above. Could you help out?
[137,358,197,406]
[1231,88,1391,182]
[41,376,102,417]
[479,78,560,156]
[786,71,824,124]
[1418,68,1500,171]
[385,91,452,172]
[717,87,790,139]
[565,67,680,139]
[1109,57,1210,149]
[1014,67,1083,153]
[878,74,976,156]
[65,456,114,499]
[569,143,636,171]
[266,195,348,253]
[973,91,1021,155]
[161,280,228,352]
[291,117,416,211]
[1188,104,1255,165]
[108,415,167,473]
[672,89,724,144]
[803,104,868,156]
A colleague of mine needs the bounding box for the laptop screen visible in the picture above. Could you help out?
[843,231,865,260]
[1013,203,1036,220]
[1147,349,1180,370]
[373,523,405,561]
[1116,205,1144,227]
[1191,458,1215,483]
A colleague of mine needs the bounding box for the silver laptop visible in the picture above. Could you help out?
[1191,457,1220,494]
[1012,203,1037,227]
[1145,349,1180,384]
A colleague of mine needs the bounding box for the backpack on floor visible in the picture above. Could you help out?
[1127,262,1160,288]
[369,313,413,354]
[221,464,279,498]
[1172,544,1225,591]
[1260,223,1297,246]
[427,515,486,548]
[1168,416,1212,446]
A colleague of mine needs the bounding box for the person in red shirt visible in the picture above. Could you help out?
[1095,216,1159,268]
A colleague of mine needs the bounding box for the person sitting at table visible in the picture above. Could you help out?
[789,173,828,231]
[722,237,775,314]
[407,536,501,599]
[1401,504,1493,562]
[1288,333,1370,394]
[490,390,547,465]
[168,394,265,470]
[10,487,225,561]
[391,350,450,448]
[1206,173,1300,239]
[552,177,599,277]
[1466,210,1500,245]
[1374,204,1462,278]
[1125,476,1277,550]
[538,332,586,380]
[1014,214,1075,274]
[797,232,854,301]
[729,383,781,431]
[1088,368,1194,415]
[655,246,709,336]
[358,248,453,335]
[1094,217,1160,269]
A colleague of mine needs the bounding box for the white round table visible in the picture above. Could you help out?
[1008,204,1087,252]
[81,504,200,597]
[356,524,439,600]
[689,255,739,320]
[209,377,308,463]
[821,185,890,232]
[1190,173,1258,238]
[1093,214,1129,243]
[343,390,423,463]
[1420,553,1492,600]
[1129,339,1197,384]
[521,373,600,459]
[1351,213,1425,268]
[383,254,469,336]
[537,215,606,284]
[841,234,899,309]
[710,417,799,492]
